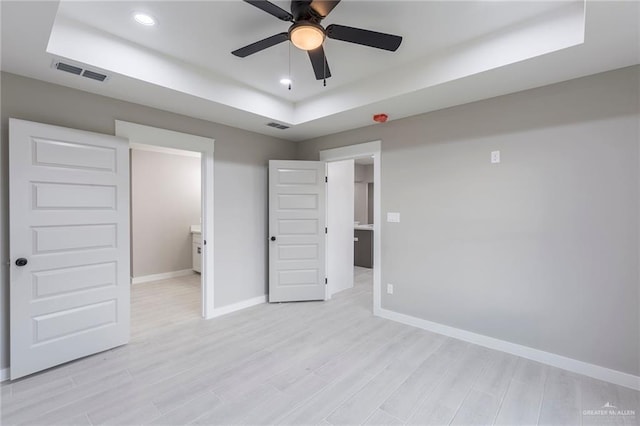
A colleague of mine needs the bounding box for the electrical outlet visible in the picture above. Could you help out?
[387,284,394,295]
[491,150,501,164]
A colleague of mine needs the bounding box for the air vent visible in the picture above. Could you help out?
[81,70,108,82]
[52,60,109,82]
[266,122,290,130]
[55,62,82,75]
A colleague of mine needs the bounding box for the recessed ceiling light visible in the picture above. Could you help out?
[134,13,156,26]
[280,78,292,85]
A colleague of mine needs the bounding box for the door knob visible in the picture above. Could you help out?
[15,258,28,267]
[270,236,276,241]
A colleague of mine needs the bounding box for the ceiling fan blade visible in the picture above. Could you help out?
[326,24,402,51]
[232,32,289,57]
[308,46,331,80]
[309,0,341,18]
[244,0,293,21]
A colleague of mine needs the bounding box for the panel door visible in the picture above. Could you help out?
[269,160,326,302]
[327,159,355,296]
[9,118,130,379]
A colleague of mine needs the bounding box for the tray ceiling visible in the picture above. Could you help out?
[1,1,639,141]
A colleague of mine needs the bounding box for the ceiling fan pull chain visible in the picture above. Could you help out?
[323,43,327,87]
[288,43,292,90]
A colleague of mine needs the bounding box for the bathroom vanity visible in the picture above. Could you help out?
[190,225,202,273]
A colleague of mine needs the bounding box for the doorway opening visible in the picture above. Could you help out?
[320,141,381,312]
[115,121,215,321]
[353,156,375,297]
[129,145,202,340]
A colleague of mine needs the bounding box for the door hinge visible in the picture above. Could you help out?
[325,278,328,285]
[325,227,327,234]
[325,176,328,183]
[203,240,206,245]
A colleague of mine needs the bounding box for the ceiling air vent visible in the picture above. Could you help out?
[266,122,290,130]
[52,60,109,82]
[55,62,82,75]
[81,70,108,82]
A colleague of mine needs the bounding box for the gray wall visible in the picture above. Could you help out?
[131,149,201,278]
[0,72,296,371]
[297,66,640,376]
[355,164,373,183]
[355,164,373,224]
[354,183,368,224]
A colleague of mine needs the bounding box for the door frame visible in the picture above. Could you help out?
[115,121,215,319]
[320,141,381,312]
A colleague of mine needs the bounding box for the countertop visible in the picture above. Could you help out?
[354,224,374,231]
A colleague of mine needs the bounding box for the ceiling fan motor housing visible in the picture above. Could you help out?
[291,0,325,22]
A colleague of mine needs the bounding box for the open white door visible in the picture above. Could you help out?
[326,159,355,297]
[9,119,130,379]
[269,160,326,302]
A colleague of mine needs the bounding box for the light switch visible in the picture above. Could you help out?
[387,212,400,223]
[387,284,394,294]
[491,150,500,164]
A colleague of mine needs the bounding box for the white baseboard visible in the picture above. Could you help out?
[206,295,267,319]
[131,269,195,285]
[376,308,640,391]
[1,367,9,382]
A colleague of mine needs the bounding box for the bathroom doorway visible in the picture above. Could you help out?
[129,144,202,340]
[116,121,215,331]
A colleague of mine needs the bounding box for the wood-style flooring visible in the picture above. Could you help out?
[131,274,201,342]
[1,267,638,425]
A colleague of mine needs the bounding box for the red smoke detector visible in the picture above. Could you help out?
[373,113,388,123]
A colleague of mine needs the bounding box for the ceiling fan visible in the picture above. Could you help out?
[231,0,403,81]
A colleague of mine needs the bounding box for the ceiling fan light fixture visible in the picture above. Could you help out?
[290,22,325,51]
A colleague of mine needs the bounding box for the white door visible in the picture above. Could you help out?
[269,160,326,302]
[9,119,130,379]
[326,159,355,297]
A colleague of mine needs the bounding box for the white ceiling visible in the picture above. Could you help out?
[53,0,569,102]
[1,1,639,142]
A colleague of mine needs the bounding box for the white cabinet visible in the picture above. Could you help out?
[192,232,202,273]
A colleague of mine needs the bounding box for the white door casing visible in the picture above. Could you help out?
[326,159,355,297]
[320,141,382,312]
[269,160,326,302]
[115,121,215,319]
[9,119,130,379]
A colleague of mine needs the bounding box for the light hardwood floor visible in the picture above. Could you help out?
[131,274,201,342]
[1,267,638,425]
